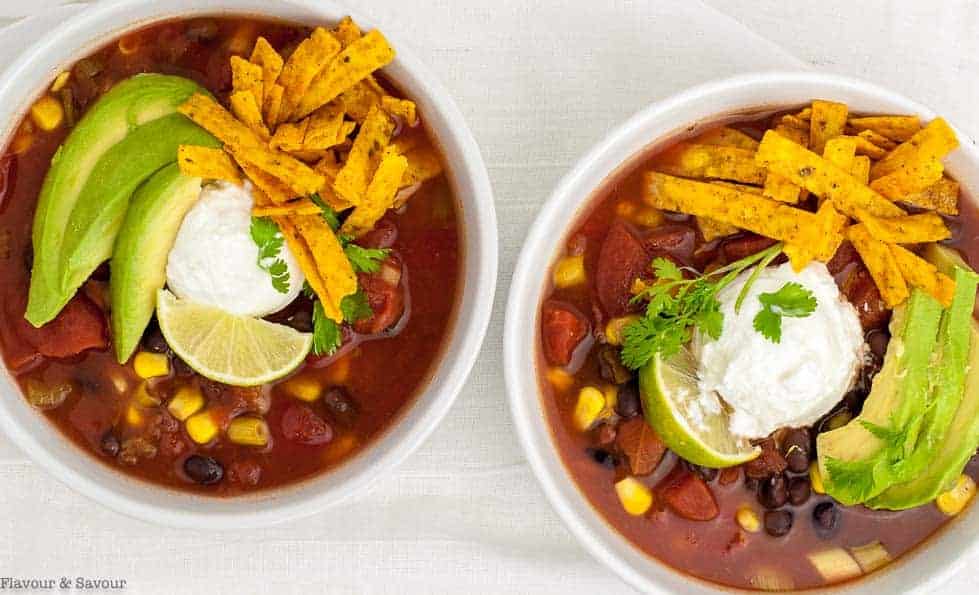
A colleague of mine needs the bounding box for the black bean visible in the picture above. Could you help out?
[744,476,760,492]
[286,309,314,333]
[585,447,616,469]
[758,473,789,509]
[614,382,641,419]
[99,433,120,457]
[686,461,718,482]
[781,428,812,473]
[597,346,632,385]
[322,387,358,426]
[867,329,890,361]
[812,502,840,539]
[183,455,224,485]
[788,477,811,506]
[141,325,170,354]
[764,509,793,537]
[185,19,219,43]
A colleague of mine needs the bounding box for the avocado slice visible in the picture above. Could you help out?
[817,289,943,505]
[26,74,206,327]
[60,112,219,304]
[110,164,203,363]
[870,246,979,509]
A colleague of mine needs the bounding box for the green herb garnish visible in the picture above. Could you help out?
[752,281,817,343]
[344,242,391,274]
[311,300,342,356]
[310,192,341,231]
[340,289,374,322]
[250,216,290,294]
[620,242,783,370]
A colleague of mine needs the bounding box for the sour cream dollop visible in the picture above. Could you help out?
[166,181,305,317]
[694,261,865,439]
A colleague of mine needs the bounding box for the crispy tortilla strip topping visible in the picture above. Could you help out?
[690,126,759,150]
[755,130,905,219]
[869,157,944,201]
[763,173,802,203]
[809,100,848,154]
[237,159,295,204]
[341,151,408,238]
[823,136,857,170]
[653,142,766,185]
[177,145,241,183]
[870,117,958,180]
[252,199,322,217]
[381,95,418,127]
[273,216,340,322]
[333,16,362,47]
[277,28,342,121]
[230,144,325,197]
[773,122,809,147]
[400,142,444,188]
[901,177,959,215]
[847,224,909,308]
[641,172,839,249]
[783,201,847,271]
[269,119,308,153]
[845,134,888,160]
[338,79,386,122]
[848,115,921,142]
[333,105,396,204]
[795,107,812,121]
[781,114,809,130]
[264,83,285,127]
[250,37,284,99]
[696,217,739,242]
[303,104,347,150]
[180,92,265,150]
[855,129,897,151]
[230,56,264,107]
[230,91,270,139]
[292,213,357,316]
[890,244,956,307]
[851,155,871,184]
[294,29,396,119]
[857,211,951,244]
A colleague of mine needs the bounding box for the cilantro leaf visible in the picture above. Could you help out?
[250,217,290,294]
[311,301,342,356]
[344,243,391,274]
[340,290,373,323]
[752,282,817,344]
[652,257,683,281]
[310,193,341,231]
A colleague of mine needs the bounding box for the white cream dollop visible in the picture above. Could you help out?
[165,181,305,317]
[694,261,865,439]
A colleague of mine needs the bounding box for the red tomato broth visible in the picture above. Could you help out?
[536,114,979,590]
[0,17,462,495]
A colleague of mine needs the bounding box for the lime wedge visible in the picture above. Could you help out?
[639,349,759,468]
[156,289,311,386]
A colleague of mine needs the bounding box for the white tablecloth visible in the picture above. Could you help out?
[0,1,976,593]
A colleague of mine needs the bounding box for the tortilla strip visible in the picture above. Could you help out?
[851,156,871,184]
[810,100,848,154]
[900,177,959,215]
[848,115,921,142]
[696,216,739,241]
[642,171,840,250]
[180,93,266,150]
[264,84,285,127]
[848,224,909,308]
[823,136,857,170]
[303,104,347,150]
[783,200,848,270]
[333,16,362,48]
[277,28,342,122]
[870,157,944,201]
[654,142,766,185]
[870,118,958,180]
[269,120,309,153]
[177,145,241,183]
[890,244,956,307]
[857,211,950,244]
[400,142,444,187]
[341,151,408,238]
[292,213,357,316]
[252,199,322,217]
[338,79,386,122]
[755,130,906,219]
[690,126,759,150]
[229,91,270,139]
[230,144,325,197]
[381,96,418,127]
[294,30,396,119]
[781,114,809,130]
[250,37,284,100]
[230,56,264,107]
[273,216,341,322]
[773,122,809,147]
[855,129,898,151]
[236,159,295,204]
[333,105,396,204]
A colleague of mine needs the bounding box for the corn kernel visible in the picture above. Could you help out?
[552,255,586,288]
[633,206,664,228]
[186,411,219,444]
[325,356,351,384]
[51,71,70,92]
[936,474,976,516]
[546,367,574,392]
[167,386,204,421]
[736,506,761,533]
[227,416,270,447]
[615,476,653,516]
[133,352,170,379]
[30,96,64,132]
[810,463,825,494]
[125,404,144,427]
[282,375,322,402]
[601,385,619,418]
[605,315,640,346]
[572,386,606,431]
[133,382,161,407]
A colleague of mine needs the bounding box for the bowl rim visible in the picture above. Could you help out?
[0,0,498,528]
[504,70,979,593]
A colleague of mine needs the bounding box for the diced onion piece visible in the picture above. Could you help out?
[186,411,219,444]
[614,477,653,516]
[736,506,761,533]
[807,548,862,583]
[849,541,891,574]
[282,376,322,402]
[167,386,205,421]
[572,386,606,431]
[605,315,639,346]
[133,352,170,379]
[227,416,270,447]
[936,474,976,516]
[553,255,586,288]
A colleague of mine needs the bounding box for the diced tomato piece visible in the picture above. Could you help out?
[281,403,334,445]
[826,240,860,276]
[843,266,890,330]
[720,233,777,264]
[18,293,108,359]
[357,219,398,249]
[658,465,719,521]
[743,438,788,480]
[353,256,406,335]
[595,221,650,317]
[541,301,589,366]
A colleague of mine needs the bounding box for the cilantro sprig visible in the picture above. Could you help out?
[250,217,290,294]
[620,242,783,370]
[752,282,817,343]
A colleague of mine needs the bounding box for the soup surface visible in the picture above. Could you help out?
[537,109,979,590]
[0,17,461,495]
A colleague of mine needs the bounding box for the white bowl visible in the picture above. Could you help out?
[505,71,979,593]
[0,0,497,528]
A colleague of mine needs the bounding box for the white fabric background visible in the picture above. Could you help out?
[0,1,976,593]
